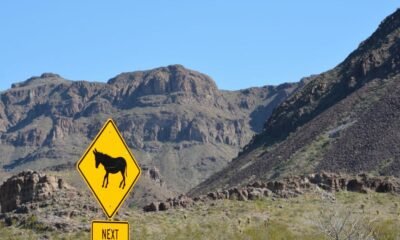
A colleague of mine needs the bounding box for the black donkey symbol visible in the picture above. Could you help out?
[93,149,127,189]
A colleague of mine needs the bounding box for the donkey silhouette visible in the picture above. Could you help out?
[93,149,127,189]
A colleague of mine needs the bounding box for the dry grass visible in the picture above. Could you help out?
[127,191,400,239]
[1,191,400,239]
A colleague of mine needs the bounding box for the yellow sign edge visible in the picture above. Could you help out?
[91,220,130,240]
[76,118,141,219]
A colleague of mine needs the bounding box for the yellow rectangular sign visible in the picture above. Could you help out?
[92,220,129,240]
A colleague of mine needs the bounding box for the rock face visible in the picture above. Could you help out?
[190,9,400,195]
[145,172,400,212]
[0,171,103,233]
[143,194,194,212]
[142,166,164,186]
[0,64,298,197]
[0,170,72,213]
[108,64,219,104]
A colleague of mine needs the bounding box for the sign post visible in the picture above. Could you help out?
[77,119,141,239]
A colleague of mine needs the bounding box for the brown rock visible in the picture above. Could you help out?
[248,188,263,200]
[142,166,164,186]
[347,179,367,193]
[228,188,248,201]
[143,202,159,212]
[216,191,226,199]
[159,202,170,211]
[263,188,273,197]
[250,181,266,188]
[376,181,395,193]
[267,181,286,192]
[207,192,218,200]
[223,190,230,199]
[0,171,72,213]
[177,195,193,208]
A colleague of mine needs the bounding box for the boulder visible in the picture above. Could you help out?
[248,188,263,200]
[347,179,367,193]
[263,188,273,197]
[207,192,218,200]
[0,170,72,213]
[267,181,286,192]
[159,202,170,211]
[143,202,159,212]
[228,188,248,201]
[142,166,164,186]
[376,181,395,193]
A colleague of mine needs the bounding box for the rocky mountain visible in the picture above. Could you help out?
[190,9,400,196]
[0,64,298,200]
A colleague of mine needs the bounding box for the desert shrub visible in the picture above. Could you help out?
[315,204,375,240]
[23,215,48,233]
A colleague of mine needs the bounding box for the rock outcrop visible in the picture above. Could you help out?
[108,64,220,104]
[0,171,102,233]
[142,166,164,187]
[0,170,73,213]
[145,172,400,212]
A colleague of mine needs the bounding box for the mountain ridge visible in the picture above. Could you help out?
[189,8,400,196]
[0,64,299,205]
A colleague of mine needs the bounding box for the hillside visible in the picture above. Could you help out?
[1,171,400,239]
[190,9,400,196]
[0,65,298,203]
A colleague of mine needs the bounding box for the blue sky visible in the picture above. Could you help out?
[0,1,398,90]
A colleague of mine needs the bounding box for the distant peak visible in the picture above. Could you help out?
[39,73,61,79]
[11,72,66,89]
[165,64,185,71]
[167,64,185,69]
[379,8,400,29]
[357,8,400,51]
[107,64,219,96]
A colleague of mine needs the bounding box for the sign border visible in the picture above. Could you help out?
[77,118,141,219]
[91,220,130,240]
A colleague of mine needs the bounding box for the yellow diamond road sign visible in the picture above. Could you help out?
[77,119,141,219]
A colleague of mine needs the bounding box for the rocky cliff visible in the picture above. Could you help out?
[0,170,73,213]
